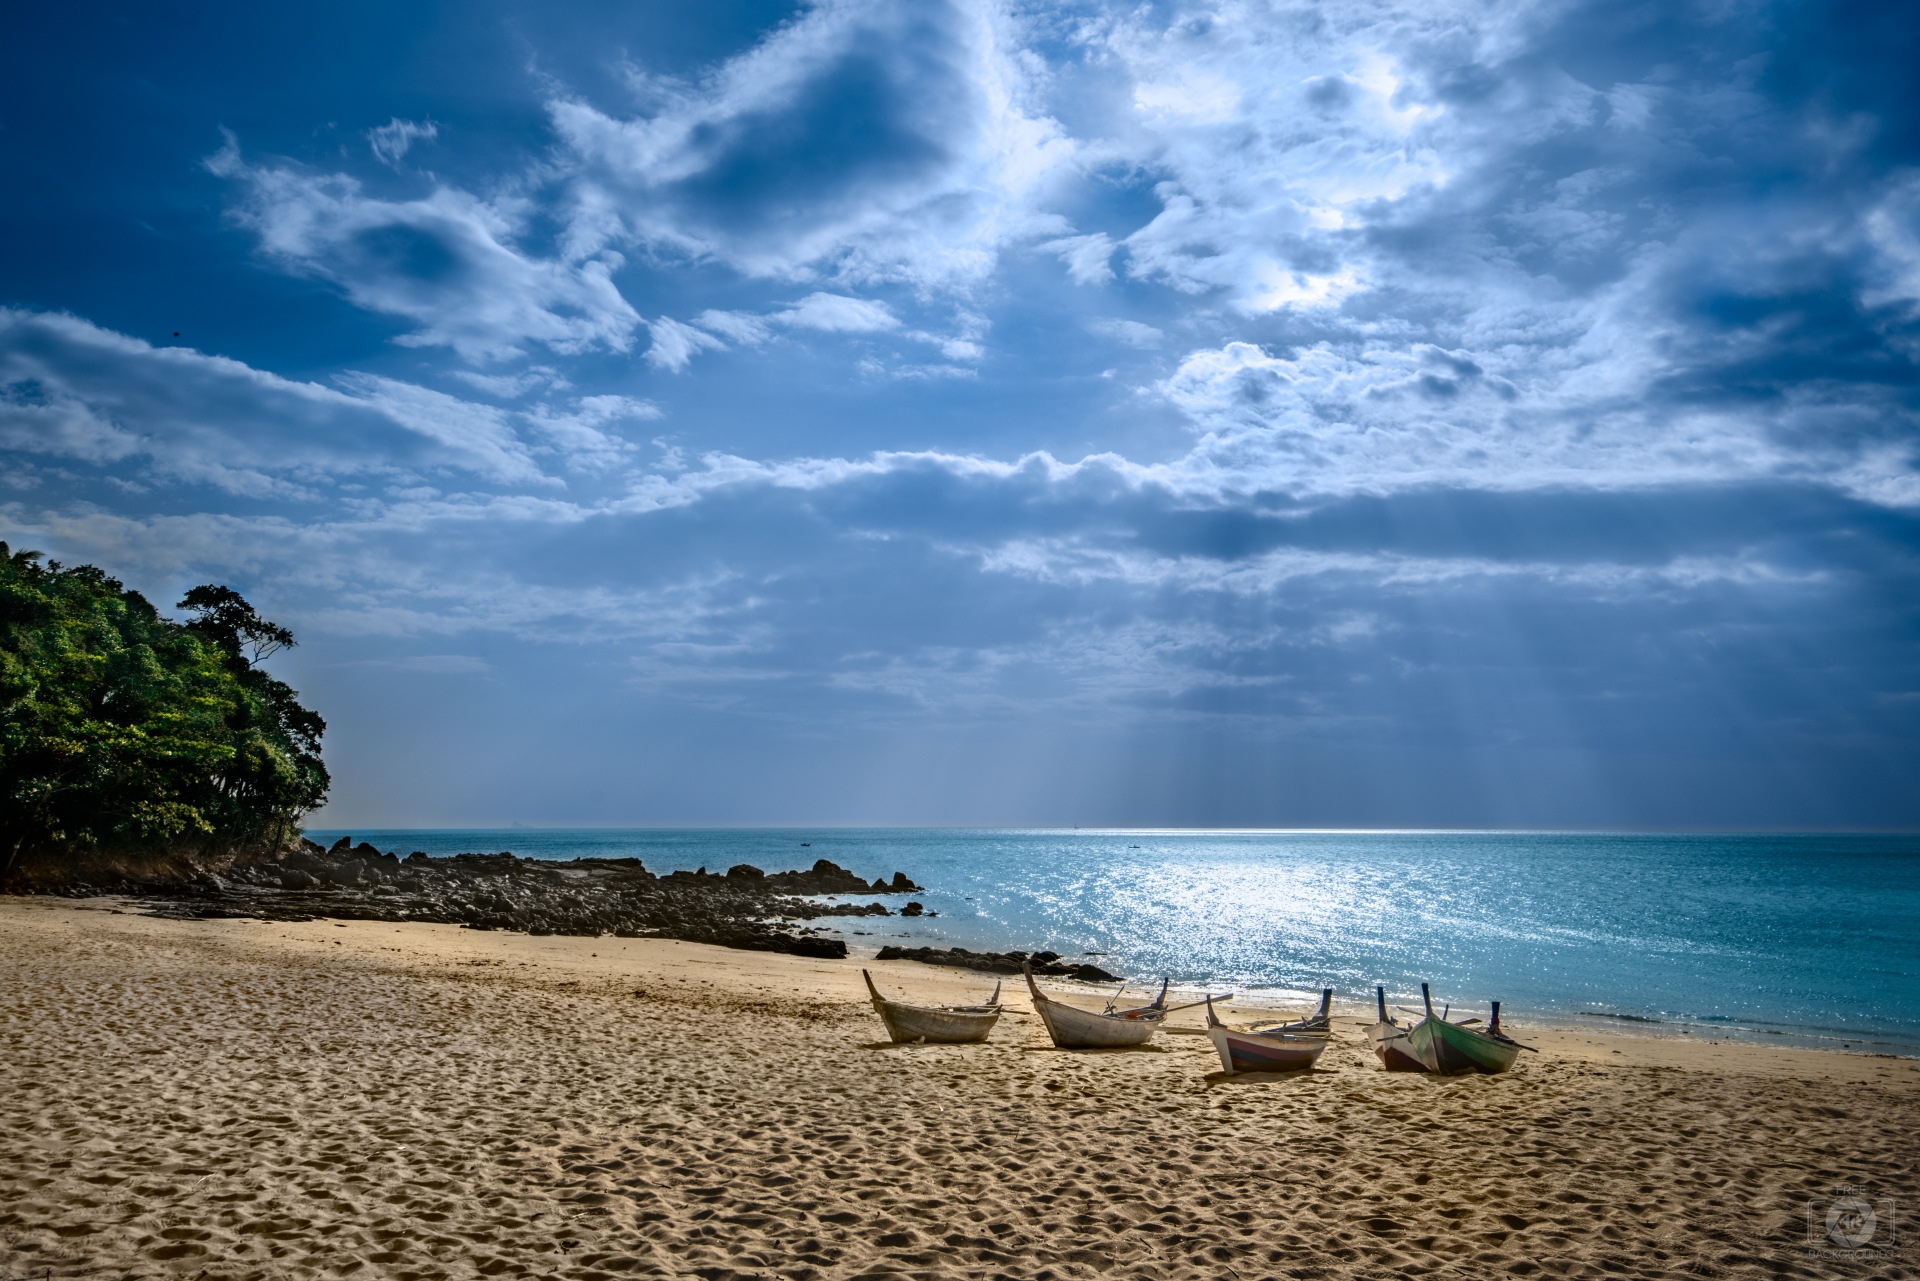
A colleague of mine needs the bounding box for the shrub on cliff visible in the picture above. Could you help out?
[0,544,328,879]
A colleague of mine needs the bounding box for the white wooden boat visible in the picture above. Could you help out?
[863,969,1003,1043]
[1023,963,1167,1048]
[1204,995,1330,1073]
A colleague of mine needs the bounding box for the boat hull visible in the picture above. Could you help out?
[1407,1015,1521,1074]
[1024,966,1161,1048]
[1207,1024,1328,1073]
[1367,1022,1428,1072]
[871,999,1000,1043]
[863,970,1001,1043]
[1034,993,1161,1048]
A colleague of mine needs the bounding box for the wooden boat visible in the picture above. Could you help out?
[1023,963,1166,1048]
[1404,983,1530,1074]
[1366,985,1427,1072]
[1251,987,1334,1035]
[862,969,1003,1044]
[1204,995,1330,1073]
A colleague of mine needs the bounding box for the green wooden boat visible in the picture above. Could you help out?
[1405,984,1530,1074]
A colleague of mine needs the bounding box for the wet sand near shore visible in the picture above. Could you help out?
[2,897,1915,1280]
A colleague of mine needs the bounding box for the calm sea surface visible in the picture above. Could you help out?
[305,828,1920,1054]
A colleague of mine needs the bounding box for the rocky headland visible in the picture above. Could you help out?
[14,838,1122,976]
[27,839,939,962]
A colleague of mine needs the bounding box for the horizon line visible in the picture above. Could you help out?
[301,823,1920,836]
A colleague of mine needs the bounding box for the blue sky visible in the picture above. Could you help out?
[3,0,1917,827]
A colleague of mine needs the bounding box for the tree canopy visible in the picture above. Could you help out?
[1,544,328,876]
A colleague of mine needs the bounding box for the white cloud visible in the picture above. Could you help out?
[1347,52,1444,135]
[937,338,985,361]
[891,362,979,380]
[691,310,773,345]
[208,137,640,363]
[524,395,658,471]
[331,373,545,484]
[1863,173,1920,309]
[452,367,569,399]
[645,317,729,372]
[769,293,899,333]
[1043,233,1117,285]
[1148,325,1918,506]
[1133,71,1242,123]
[367,118,439,167]
[1242,263,1362,313]
[1076,5,1477,311]
[642,293,924,372]
[17,296,1901,549]
[0,309,654,491]
[545,0,1077,286]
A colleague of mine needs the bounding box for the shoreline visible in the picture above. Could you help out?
[5,896,1916,1278]
[18,893,1913,1078]
[285,828,1920,1059]
[23,892,1917,1078]
[817,927,1920,1062]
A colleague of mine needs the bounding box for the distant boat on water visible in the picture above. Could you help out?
[1405,983,1531,1074]
[862,970,1002,1044]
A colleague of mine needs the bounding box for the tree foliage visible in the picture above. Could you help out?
[0,544,328,876]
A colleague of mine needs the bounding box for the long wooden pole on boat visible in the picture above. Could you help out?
[1488,1000,1539,1052]
[1159,994,1233,1015]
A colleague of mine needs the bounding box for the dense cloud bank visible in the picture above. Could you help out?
[2,0,1916,824]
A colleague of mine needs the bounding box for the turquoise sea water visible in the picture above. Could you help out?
[305,828,1920,1055]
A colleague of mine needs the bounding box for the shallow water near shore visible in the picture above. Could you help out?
[307,827,1920,1055]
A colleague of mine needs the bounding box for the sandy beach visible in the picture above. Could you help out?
[2,897,1914,1280]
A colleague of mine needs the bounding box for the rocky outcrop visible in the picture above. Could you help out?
[873,945,1118,982]
[26,840,948,962]
[763,859,922,895]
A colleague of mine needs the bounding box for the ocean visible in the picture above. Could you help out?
[304,827,1920,1055]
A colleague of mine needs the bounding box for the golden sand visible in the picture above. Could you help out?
[1,897,1914,1280]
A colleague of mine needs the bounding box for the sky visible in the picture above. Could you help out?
[3,0,1918,828]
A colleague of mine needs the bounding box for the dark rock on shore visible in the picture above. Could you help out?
[26,838,949,963]
[763,859,922,895]
[873,945,1118,983]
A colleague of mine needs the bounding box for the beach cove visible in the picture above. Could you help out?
[3,897,1915,1280]
[309,829,1920,1056]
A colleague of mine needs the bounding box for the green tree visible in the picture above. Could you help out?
[0,544,328,879]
